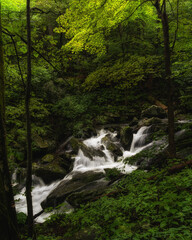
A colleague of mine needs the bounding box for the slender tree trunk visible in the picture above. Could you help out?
[26,0,34,237]
[155,0,176,158]
[0,3,19,239]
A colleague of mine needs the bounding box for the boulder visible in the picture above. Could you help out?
[66,178,110,207]
[175,129,192,158]
[125,128,192,170]
[64,137,106,160]
[33,134,56,158]
[41,154,54,164]
[33,162,67,184]
[120,126,133,149]
[41,171,106,209]
[125,138,168,170]
[80,144,106,160]
[68,137,82,155]
[138,117,164,127]
[141,105,167,119]
[32,154,73,184]
[101,136,123,160]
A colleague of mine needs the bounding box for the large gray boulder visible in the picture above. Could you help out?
[141,105,167,119]
[66,178,110,207]
[41,171,107,209]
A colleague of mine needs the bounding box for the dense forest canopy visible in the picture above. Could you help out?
[0,0,192,239]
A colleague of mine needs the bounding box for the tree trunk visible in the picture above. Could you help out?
[0,3,19,239]
[26,0,34,238]
[155,0,176,158]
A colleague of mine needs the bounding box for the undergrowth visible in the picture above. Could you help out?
[34,166,192,240]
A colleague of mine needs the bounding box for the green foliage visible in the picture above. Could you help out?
[40,168,192,240]
[83,55,162,91]
[17,212,27,225]
[105,168,122,181]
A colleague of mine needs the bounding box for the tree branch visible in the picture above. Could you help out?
[121,0,151,24]
[31,7,57,15]
[10,35,26,91]
[2,27,71,86]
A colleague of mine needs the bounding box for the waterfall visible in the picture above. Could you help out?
[15,126,152,222]
[73,129,122,172]
[123,126,153,159]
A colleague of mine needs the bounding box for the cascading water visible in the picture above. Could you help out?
[15,126,152,222]
[123,126,153,159]
[73,129,130,172]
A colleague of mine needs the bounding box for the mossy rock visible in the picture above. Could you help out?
[101,136,122,158]
[120,126,133,149]
[175,129,192,151]
[138,117,164,127]
[41,154,54,164]
[69,137,82,154]
[141,105,167,119]
[33,162,67,184]
[125,139,168,170]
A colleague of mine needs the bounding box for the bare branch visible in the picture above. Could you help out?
[10,35,26,90]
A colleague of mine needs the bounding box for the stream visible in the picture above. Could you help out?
[15,126,153,222]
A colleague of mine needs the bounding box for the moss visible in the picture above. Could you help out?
[120,126,133,148]
[42,154,54,164]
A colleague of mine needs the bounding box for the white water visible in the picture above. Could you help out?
[15,126,152,222]
[123,126,153,159]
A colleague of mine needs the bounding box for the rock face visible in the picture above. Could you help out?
[41,171,108,209]
[141,105,167,119]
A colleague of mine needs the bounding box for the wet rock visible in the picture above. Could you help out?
[175,129,192,158]
[80,144,106,160]
[101,136,123,160]
[33,134,56,158]
[126,139,168,170]
[41,154,54,164]
[68,137,82,155]
[141,105,167,119]
[33,154,72,184]
[66,178,110,207]
[33,162,67,184]
[138,117,164,127]
[64,137,106,160]
[125,128,192,170]
[120,126,133,149]
[41,171,106,209]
